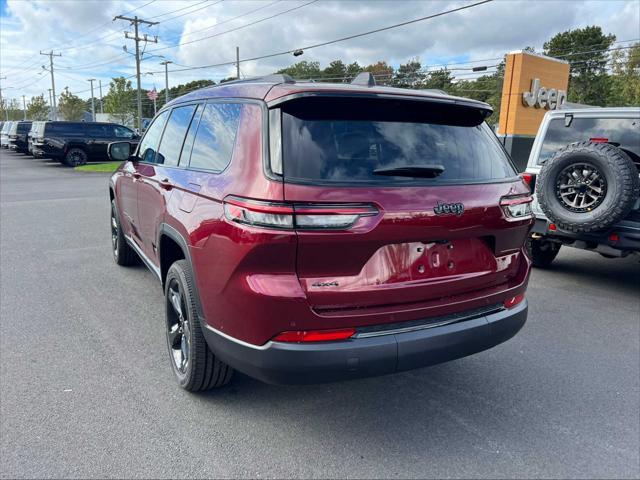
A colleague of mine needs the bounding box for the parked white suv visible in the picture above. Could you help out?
[524,107,640,266]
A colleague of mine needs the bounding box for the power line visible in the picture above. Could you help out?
[149,0,319,53]
[161,0,281,44]
[149,0,495,72]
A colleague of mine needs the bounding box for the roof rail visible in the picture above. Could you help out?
[222,74,296,86]
[351,72,376,87]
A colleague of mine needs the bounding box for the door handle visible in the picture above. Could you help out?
[132,172,141,179]
[159,178,173,190]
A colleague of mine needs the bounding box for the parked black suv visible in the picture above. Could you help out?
[33,121,139,166]
[8,121,33,153]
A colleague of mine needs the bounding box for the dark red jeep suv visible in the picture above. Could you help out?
[108,73,533,391]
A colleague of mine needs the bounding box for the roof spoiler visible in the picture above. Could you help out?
[351,72,376,87]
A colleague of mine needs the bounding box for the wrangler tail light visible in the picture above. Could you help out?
[272,328,356,343]
[223,196,378,230]
[500,194,533,220]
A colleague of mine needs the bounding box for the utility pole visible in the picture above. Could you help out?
[160,60,172,103]
[114,15,158,132]
[88,78,96,121]
[98,80,104,114]
[236,46,240,79]
[0,77,6,121]
[22,95,26,120]
[40,50,61,121]
[47,89,53,120]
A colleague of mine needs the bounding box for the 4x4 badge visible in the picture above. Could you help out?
[434,201,465,216]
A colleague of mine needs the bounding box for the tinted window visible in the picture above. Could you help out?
[179,104,203,166]
[539,117,640,164]
[85,124,108,137]
[112,125,135,139]
[156,105,198,167]
[45,123,84,136]
[189,103,241,172]
[137,110,169,163]
[281,102,514,184]
[17,123,32,133]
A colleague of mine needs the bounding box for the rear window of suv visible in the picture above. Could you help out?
[538,116,640,164]
[278,97,515,185]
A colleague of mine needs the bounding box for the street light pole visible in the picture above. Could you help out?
[98,80,104,114]
[88,78,96,121]
[236,46,240,79]
[160,60,173,103]
[22,95,26,120]
[47,89,52,119]
[114,15,158,132]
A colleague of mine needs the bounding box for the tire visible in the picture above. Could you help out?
[165,260,233,391]
[537,142,639,234]
[110,199,138,266]
[63,147,88,167]
[526,236,561,268]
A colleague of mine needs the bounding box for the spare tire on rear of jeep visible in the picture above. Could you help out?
[537,141,639,234]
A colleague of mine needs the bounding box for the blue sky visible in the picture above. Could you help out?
[1,0,638,102]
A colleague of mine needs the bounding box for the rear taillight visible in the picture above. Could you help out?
[223,196,378,230]
[589,137,609,143]
[520,172,533,188]
[500,195,533,220]
[272,328,356,343]
[504,293,525,309]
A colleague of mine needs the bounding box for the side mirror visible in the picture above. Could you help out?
[108,141,132,161]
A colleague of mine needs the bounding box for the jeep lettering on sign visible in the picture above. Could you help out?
[522,78,567,110]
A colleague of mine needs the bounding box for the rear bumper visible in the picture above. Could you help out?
[202,300,527,385]
[532,216,640,252]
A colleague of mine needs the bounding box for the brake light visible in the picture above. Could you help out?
[609,233,619,243]
[504,293,525,309]
[520,173,533,188]
[224,196,378,230]
[500,195,533,220]
[272,328,356,343]
[549,223,557,231]
[589,137,609,143]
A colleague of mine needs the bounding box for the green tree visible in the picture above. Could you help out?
[58,88,86,121]
[608,42,640,106]
[26,95,49,120]
[543,26,616,105]
[104,77,135,125]
[423,69,455,91]
[0,98,22,120]
[277,60,322,80]
[363,61,394,85]
[394,58,425,88]
[322,60,347,82]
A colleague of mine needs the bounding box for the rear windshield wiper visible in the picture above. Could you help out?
[373,164,445,178]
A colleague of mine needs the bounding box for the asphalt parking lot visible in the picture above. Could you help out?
[0,149,638,479]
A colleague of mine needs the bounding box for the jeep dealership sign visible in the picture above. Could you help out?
[522,78,567,110]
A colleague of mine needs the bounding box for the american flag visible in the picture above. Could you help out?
[147,87,158,101]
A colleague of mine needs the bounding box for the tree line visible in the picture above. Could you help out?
[1,26,638,124]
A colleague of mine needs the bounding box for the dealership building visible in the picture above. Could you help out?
[496,50,571,171]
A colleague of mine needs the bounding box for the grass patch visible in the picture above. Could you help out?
[74,161,121,173]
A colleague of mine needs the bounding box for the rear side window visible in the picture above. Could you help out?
[279,97,514,185]
[138,110,169,163]
[188,103,241,172]
[17,123,31,133]
[538,117,640,164]
[156,104,198,167]
[45,123,83,136]
[85,124,108,137]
